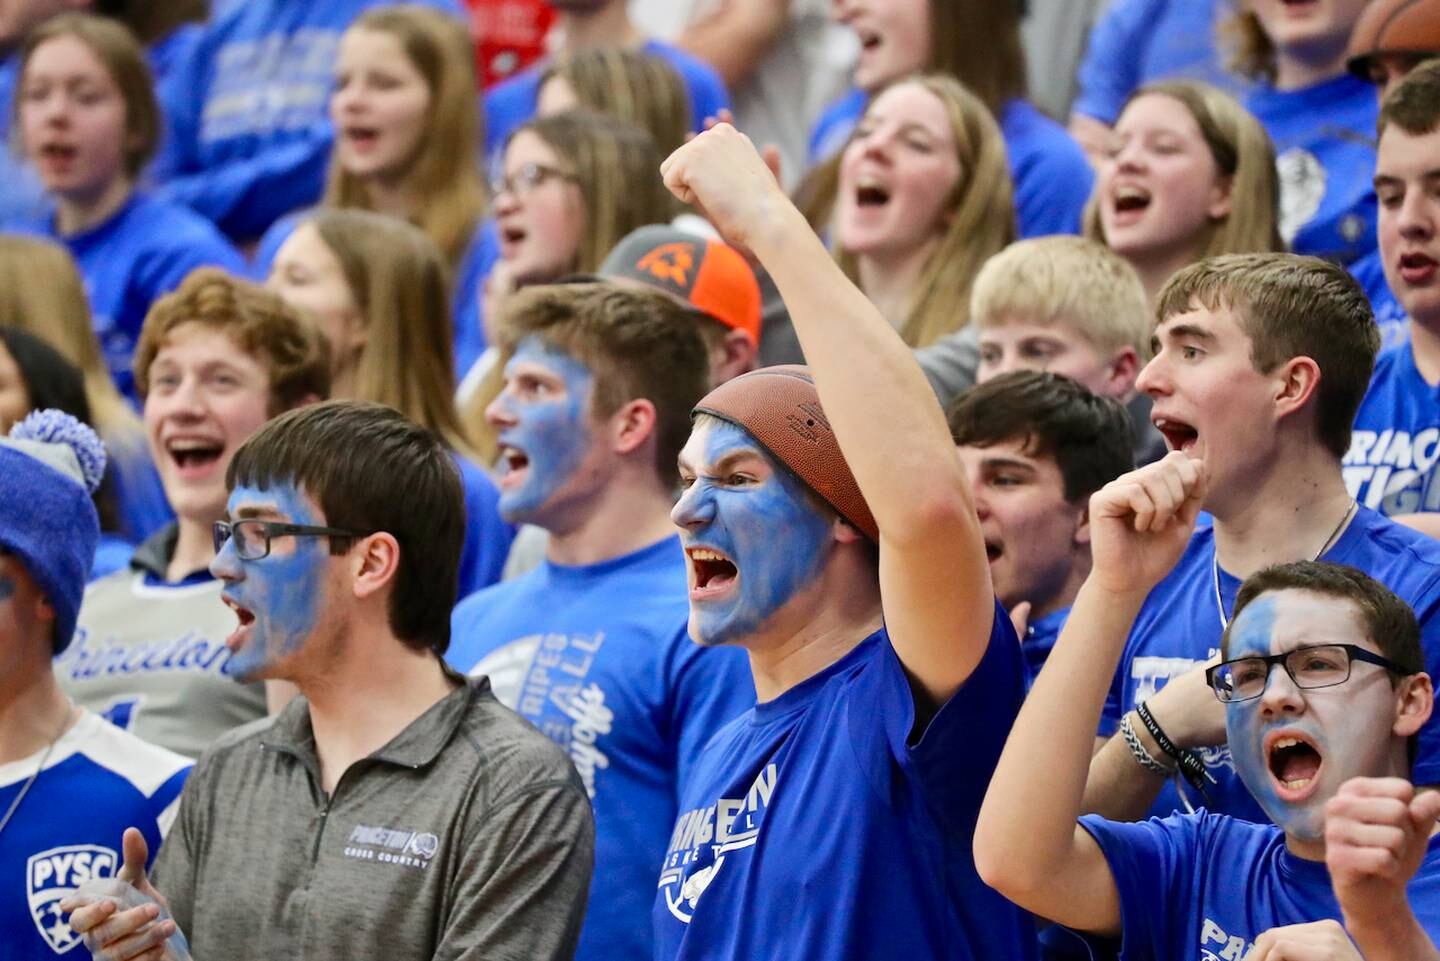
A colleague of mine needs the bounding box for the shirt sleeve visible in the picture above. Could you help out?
[1071,0,1154,124]
[1075,812,1198,960]
[434,779,595,961]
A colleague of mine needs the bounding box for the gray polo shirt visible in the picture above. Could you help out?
[152,672,594,961]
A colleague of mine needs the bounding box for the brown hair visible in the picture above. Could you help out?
[324,5,486,267]
[924,0,1028,113]
[948,370,1135,502]
[1223,7,1278,84]
[228,400,464,654]
[17,13,160,178]
[0,235,138,444]
[1155,253,1378,460]
[1083,81,1284,260]
[1226,561,1424,677]
[306,209,476,456]
[94,0,207,46]
[541,47,692,158]
[833,75,1015,348]
[134,267,332,413]
[1377,56,1440,137]
[493,282,711,485]
[509,110,676,276]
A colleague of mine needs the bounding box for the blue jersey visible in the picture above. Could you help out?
[150,0,466,241]
[1105,508,1440,821]
[5,192,246,401]
[807,94,1093,238]
[1023,605,1070,689]
[1078,810,1440,959]
[1346,340,1440,516]
[1350,249,1408,347]
[453,453,513,600]
[1246,74,1378,265]
[483,39,730,164]
[1071,0,1245,125]
[1,711,190,958]
[653,610,1036,961]
[446,536,754,961]
[252,213,499,379]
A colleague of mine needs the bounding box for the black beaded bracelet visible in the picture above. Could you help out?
[1135,701,1217,801]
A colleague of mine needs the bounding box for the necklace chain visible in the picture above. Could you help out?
[0,703,75,838]
[1212,500,1357,631]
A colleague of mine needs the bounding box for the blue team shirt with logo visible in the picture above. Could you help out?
[653,608,1036,961]
[1023,605,1071,689]
[1104,508,1440,822]
[5,192,246,402]
[1346,339,1440,516]
[1,712,189,958]
[1078,810,1440,960]
[150,0,466,241]
[483,40,730,165]
[1246,73,1378,266]
[446,536,754,961]
[1350,250,1408,341]
[807,94,1094,239]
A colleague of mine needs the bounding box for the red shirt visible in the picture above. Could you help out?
[465,0,556,88]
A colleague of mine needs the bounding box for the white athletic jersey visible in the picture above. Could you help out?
[58,527,266,759]
[1,711,190,958]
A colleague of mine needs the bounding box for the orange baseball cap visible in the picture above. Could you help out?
[599,226,763,346]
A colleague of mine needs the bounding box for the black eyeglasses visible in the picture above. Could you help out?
[213,520,373,561]
[490,161,576,199]
[1206,643,1409,703]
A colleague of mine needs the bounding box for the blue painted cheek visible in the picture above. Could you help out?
[0,574,14,603]
[224,484,325,680]
[496,340,594,522]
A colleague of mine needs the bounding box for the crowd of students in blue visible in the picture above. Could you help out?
[7,0,1440,959]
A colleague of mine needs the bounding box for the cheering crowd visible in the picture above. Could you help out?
[2,0,1440,959]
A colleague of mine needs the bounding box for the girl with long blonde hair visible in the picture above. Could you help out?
[267,208,513,597]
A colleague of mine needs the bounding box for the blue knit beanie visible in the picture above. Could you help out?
[0,411,106,653]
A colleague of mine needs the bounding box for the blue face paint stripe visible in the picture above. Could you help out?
[495,336,596,524]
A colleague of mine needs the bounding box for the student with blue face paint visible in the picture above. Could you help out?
[66,400,594,961]
[654,123,1032,960]
[976,449,1440,960]
[446,282,754,961]
[0,411,191,960]
[1075,254,1440,829]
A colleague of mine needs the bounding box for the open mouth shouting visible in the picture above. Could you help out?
[497,443,531,491]
[687,546,739,600]
[165,435,226,481]
[221,594,257,652]
[1108,183,1152,226]
[854,174,892,210]
[342,125,381,153]
[1398,251,1439,287]
[1153,417,1200,455]
[1265,730,1323,802]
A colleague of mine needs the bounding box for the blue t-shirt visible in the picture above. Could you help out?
[252,212,499,379]
[1078,810,1440,960]
[5,192,247,401]
[1071,0,1245,126]
[108,438,173,544]
[1350,249,1408,346]
[1023,605,1071,689]
[1346,339,1440,516]
[150,0,466,241]
[483,39,730,165]
[653,608,1036,961]
[1,710,190,958]
[807,94,1093,238]
[1246,73,1378,265]
[453,453,514,601]
[1105,507,1440,822]
[446,536,754,961]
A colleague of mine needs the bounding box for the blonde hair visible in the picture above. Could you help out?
[0,236,141,442]
[1224,7,1278,84]
[324,5,485,267]
[513,110,676,275]
[307,209,476,457]
[1084,81,1284,260]
[971,236,1152,360]
[834,75,1015,348]
[541,48,691,158]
